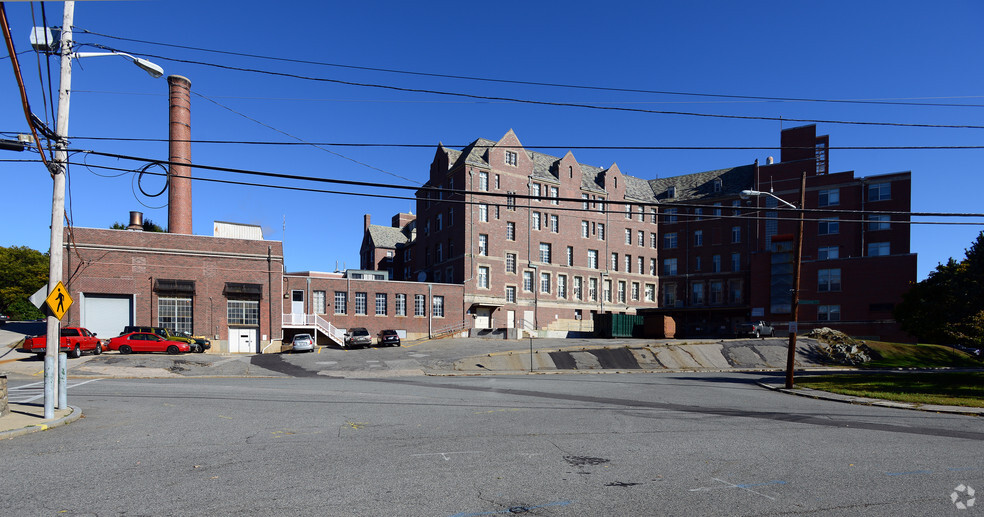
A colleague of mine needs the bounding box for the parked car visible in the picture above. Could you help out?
[22,326,103,358]
[735,321,775,338]
[343,327,372,348]
[290,333,315,353]
[122,326,199,350]
[108,332,190,355]
[377,329,401,347]
[177,331,211,353]
[0,313,8,325]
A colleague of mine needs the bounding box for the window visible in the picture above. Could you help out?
[507,221,516,241]
[581,193,589,209]
[695,256,702,272]
[694,208,703,221]
[650,258,656,276]
[625,228,632,245]
[667,186,676,198]
[589,277,598,301]
[731,252,740,272]
[611,252,619,271]
[665,208,678,223]
[227,300,259,326]
[505,151,517,166]
[625,255,632,273]
[539,242,552,263]
[818,305,841,321]
[558,275,567,298]
[573,277,583,300]
[692,283,705,306]
[581,221,589,238]
[819,218,839,235]
[694,230,703,246]
[638,206,645,222]
[550,214,559,233]
[597,223,605,241]
[625,204,632,219]
[507,192,516,211]
[395,294,406,316]
[313,291,326,314]
[663,258,678,275]
[638,256,644,274]
[731,226,741,244]
[437,213,443,230]
[818,268,842,292]
[495,174,500,190]
[868,214,890,230]
[436,243,443,263]
[713,203,722,217]
[532,212,541,230]
[710,281,723,305]
[588,249,599,269]
[617,281,626,303]
[645,283,655,302]
[523,271,534,292]
[604,280,612,302]
[158,297,192,335]
[567,246,574,266]
[663,283,677,306]
[375,293,387,315]
[729,280,742,304]
[432,296,444,317]
[478,234,488,256]
[638,230,645,247]
[540,272,551,294]
[531,183,541,198]
[712,254,721,273]
[479,171,489,191]
[818,188,839,207]
[550,186,559,205]
[651,208,658,223]
[868,242,890,256]
[732,200,740,216]
[478,204,488,222]
[506,286,516,303]
[334,291,347,314]
[478,266,490,289]
[664,232,678,249]
[713,178,722,192]
[506,253,517,273]
[631,282,640,301]
[868,182,891,201]
[414,294,426,317]
[818,246,839,260]
[355,292,367,315]
[650,233,657,248]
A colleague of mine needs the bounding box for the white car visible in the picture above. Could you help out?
[290,333,315,353]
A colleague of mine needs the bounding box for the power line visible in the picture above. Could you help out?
[81,43,984,131]
[74,30,984,109]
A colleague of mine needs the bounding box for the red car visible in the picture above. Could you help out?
[22,326,103,358]
[108,332,191,355]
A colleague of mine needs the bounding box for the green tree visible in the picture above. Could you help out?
[895,231,984,344]
[110,219,166,232]
[0,246,48,320]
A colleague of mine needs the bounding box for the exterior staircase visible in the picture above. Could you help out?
[282,314,344,346]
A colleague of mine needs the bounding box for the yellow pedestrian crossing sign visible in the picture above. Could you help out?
[45,281,72,320]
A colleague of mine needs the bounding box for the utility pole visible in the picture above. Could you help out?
[785,171,807,389]
[43,0,75,419]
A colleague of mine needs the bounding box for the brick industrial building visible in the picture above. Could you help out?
[365,125,916,342]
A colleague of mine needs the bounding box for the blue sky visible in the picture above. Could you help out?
[2,0,982,280]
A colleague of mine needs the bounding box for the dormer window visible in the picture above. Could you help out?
[667,186,676,199]
[713,178,722,193]
[505,151,518,166]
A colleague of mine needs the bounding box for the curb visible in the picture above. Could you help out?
[757,382,984,416]
[0,405,84,440]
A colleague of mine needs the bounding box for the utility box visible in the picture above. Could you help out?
[594,313,645,338]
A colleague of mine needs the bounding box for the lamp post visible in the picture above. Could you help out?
[38,1,164,418]
[740,170,807,389]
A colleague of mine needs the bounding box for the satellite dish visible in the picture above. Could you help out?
[417,271,427,282]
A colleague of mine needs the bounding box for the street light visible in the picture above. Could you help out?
[36,2,164,418]
[740,173,807,389]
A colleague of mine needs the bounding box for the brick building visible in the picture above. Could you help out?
[359,213,415,279]
[60,223,284,353]
[367,125,916,341]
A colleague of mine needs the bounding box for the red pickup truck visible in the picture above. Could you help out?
[22,327,103,358]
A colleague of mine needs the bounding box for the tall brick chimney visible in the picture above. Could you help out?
[364,214,371,231]
[167,75,193,235]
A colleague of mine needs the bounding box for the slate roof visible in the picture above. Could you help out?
[366,224,410,249]
[648,164,755,202]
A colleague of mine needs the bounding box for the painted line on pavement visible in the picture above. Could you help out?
[15,378,102,403]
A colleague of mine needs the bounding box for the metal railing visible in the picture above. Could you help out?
[282,314,343,346]
[431,320,468,339]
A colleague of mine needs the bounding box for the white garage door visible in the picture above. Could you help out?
[82,294,134,339]
[228,328,257,353]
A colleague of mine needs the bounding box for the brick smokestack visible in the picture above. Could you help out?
[167,75,193,235]
[364,214,371,231]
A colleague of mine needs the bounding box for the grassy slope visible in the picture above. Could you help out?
[863,341,983,369]
[798,372,984,408]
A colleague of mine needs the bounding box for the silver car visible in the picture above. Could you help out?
[290,333,315,353]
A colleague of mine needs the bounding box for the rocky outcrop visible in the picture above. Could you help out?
[807,327,878,366]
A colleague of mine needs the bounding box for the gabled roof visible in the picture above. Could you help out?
[366,224,410,249]
[648,164,754,202]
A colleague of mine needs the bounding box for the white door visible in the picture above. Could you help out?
[82,294,133,339]
[291,290,304,324]
[475,308,491,329]
[523,310,534,331]
[229,328,256,353]
[506,310,515,329]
